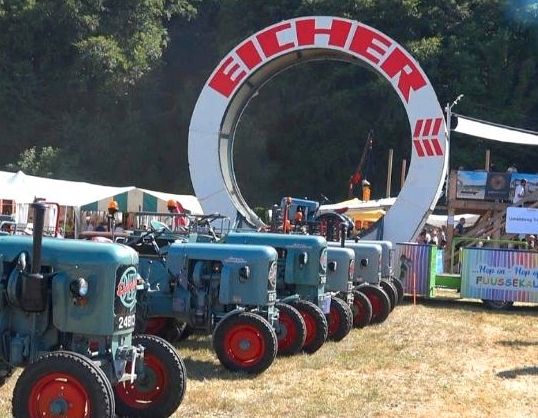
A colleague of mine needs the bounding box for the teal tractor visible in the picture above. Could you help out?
[354,239,404,305]
[0,203,186,417]
[223,232,350,354]
[329,241,392,324]
[326,246,373,329]
[128,222,279,374]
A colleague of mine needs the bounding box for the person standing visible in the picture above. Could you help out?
[454,217,466,236]
[513,179,527,206]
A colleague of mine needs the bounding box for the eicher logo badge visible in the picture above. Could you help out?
[116,266,138,309]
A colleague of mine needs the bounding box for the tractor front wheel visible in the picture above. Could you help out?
[327,297,353,342]
[351,290,373,328]
[114,335,186,417]
[357,284,391,324]
[391,277,405,304]
[290,299,328,354]
[213,312,278,374]
[13,350,114,418]
[380,279,398,311]
[275,302,306,356]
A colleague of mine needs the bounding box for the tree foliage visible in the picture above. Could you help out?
[1,0,537,206]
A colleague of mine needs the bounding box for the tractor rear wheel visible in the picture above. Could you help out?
[351,290,373,328]
[290,299,328,354]
[143,317,191,344]
[327,297,353,342]
[213,312,277,374]
[357,284,391,324]
[380,279,398,311]
[114,334,186,417]
[13,350,114,418]
[482,300,514,311]
[391,277,405,304]
[275,302,306,356]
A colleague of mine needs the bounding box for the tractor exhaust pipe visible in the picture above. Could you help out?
[340,223,347,248]
[20,201,48,312]
[31,201,47,274]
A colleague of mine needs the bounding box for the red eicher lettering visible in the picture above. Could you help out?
[208,56,247,98]
[349,25,392,65]
[236,40,263,70]
[295,18,352,47]
[256,22,295,58]
[381,47,427,102]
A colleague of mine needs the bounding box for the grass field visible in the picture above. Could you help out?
[2,299,538,417]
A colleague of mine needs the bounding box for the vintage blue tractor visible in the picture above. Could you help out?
[326,246,372,329]
[355,239,404,304]
[127,221,279,374]
[0,203,186,417]
[223,232,336,354]
[329,241,392,324]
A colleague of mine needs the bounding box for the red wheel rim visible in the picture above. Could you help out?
[352,298,367,324]
[144,317,168,335]
[299,309,317,347]
[223,324,266,367]
[367,292,382,319]
[115,353,167,409]
[327,303,341,337]
[277,310,298,351]
[29,373,90,417]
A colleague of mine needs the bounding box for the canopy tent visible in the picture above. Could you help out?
[425,213,480,229]
[351,209,386,223]
[319,197,396,215]
[80,188,203,215]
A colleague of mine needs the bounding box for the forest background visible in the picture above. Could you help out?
[1,0,538,207]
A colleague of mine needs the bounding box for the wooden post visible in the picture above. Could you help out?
[485,149,491,171]
[386,149,393,198]
[400,159,407,190]
[445,170,458,273]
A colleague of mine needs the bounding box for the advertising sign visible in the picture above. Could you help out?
[395,243,436,296]
[484,172,511,200]
[460,247,538,303]
[457,171,538,201]
[506,207,538,234]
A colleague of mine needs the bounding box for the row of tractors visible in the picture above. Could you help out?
[0,202,402,417]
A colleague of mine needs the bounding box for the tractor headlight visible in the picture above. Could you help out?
[70,277,89,297]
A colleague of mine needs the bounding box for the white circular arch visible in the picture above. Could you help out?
[188,16,448,243]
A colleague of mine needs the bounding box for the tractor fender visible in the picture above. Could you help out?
[278,294,301,305]
[212,308,246,333]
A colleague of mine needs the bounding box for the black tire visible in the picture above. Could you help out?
[357,284,391,324]
[290,299,328,354]
[351,290,373,328]
[391,277,404,304]
[380,279,398,311]
[213,312,277,374]
[482,299,514,311]
[114,334,187,417]
[275,302,307,356]
[13,350,114,418]
[326,297,353,342]
[142,317,191,344]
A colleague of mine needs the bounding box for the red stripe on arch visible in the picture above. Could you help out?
[431,138,443,156]
[422,118,433,137]
[422,139,434,156]
[413,120,423,138]
[431,118,443,136]
[413,140,425,156]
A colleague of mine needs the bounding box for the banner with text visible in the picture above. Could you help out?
[506,207,538,234]
[456,171,537,201]
[461,247,538,302]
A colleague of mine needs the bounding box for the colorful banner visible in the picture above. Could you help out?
[396,243,436,296]
[461,247,538,302]
[456,171,538,201]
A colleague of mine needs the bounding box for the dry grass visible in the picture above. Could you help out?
[2,299,538,417]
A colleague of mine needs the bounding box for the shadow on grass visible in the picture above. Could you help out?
[401,296,538,316]
[174,334,213,351]
[182,357,266,381]
[497,366,538,379]
[497,340,538,347]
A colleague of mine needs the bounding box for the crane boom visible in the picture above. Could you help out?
[348,130,373,198]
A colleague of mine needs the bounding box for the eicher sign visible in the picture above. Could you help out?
[188,16,448,244]
[461,247,538,303]
[506,207,538,234]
